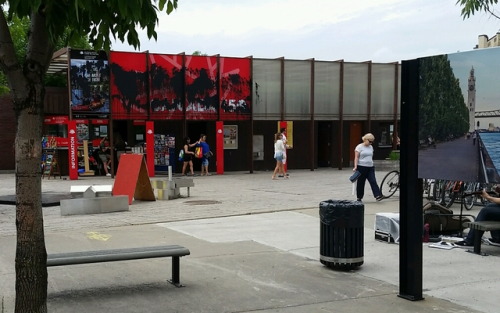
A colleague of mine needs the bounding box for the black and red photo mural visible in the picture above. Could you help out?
[219,57,252,120]
[109,51,148,120]
[184,55,218,120]
[148,54,184,120]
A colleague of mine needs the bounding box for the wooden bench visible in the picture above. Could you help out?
[464,221,500,255]
[47,245,190,287]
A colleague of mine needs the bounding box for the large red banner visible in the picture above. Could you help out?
[110,51,148,120]
[219,57,252,120]
[184,55,218,120]
[149,54,184,120]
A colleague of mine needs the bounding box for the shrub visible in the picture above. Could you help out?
[388,150,400,161]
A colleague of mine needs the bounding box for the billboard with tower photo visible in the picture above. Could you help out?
[417,47,500,183]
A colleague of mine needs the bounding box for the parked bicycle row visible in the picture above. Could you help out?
[378,170,497,211]
[422,179,495,210]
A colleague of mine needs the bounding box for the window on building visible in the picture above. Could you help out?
[379,123,398,148]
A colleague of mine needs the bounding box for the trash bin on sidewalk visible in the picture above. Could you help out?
[319,199,364,270]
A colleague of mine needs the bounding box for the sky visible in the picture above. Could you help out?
[112,0,500,63]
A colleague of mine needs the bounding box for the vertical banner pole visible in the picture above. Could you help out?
[279,121,288,172]
[216,121,224,175]
[67,120,78,180]
[145,121,155,177]
[399,59,423,301]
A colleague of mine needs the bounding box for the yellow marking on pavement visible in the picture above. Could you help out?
[86,232,111,241]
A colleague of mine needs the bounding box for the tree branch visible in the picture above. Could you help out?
[26,9,55,81]
[485,6,500,19]
[0,8,27,101]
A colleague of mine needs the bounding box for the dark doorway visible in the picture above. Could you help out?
[318,122,332,167]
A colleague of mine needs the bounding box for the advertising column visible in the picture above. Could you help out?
[145,121,155,177]
[216,121,224,175]
[67,120,79,180]
[278,121,293,173]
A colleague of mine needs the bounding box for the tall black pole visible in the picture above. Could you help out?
[399,59,424,301]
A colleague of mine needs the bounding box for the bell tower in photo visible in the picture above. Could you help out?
[467,66,476,132]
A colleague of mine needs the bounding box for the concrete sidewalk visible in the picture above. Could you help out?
[0,169,497,312]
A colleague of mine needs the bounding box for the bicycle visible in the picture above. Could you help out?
[423,178,436,200]
[380,170,400,198]
[440,180,463,208]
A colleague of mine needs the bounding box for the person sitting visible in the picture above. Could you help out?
[98,137,112,177]
[455,188,500,247]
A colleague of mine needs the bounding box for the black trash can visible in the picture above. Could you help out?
[319,199,364,270]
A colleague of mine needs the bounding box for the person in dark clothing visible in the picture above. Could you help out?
[181,136,197,176]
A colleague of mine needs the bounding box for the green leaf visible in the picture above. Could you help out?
[117,0,128,16]
[159,0,167,11]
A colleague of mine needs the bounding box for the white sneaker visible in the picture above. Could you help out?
[106,173,111,177]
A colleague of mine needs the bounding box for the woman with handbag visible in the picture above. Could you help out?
[353,133,383,202]
[196,134,211,176]
[272,132,287,180]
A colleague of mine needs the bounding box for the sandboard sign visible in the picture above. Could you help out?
[112,154,155,204]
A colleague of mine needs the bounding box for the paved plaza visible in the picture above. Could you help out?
[0,168,498,312]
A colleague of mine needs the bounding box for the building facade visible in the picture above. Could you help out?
[0,49,401,175]
[477,31,500,49]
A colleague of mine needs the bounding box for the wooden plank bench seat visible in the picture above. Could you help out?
[464,221,500,255]
[47,245,190,287]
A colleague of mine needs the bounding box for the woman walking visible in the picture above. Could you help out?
[272,132,287,180]
[353,133,383,201]
[181,136,197,176]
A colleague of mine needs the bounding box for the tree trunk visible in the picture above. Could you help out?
[14,87,47,313]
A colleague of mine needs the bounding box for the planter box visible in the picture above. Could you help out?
[373,160,400,171]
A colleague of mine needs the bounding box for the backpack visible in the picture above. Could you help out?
[423,201,472,235]
[178,149,184,161]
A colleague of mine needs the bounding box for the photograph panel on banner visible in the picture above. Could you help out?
[416,46,500,184]
[219,57,252,121]
[69,49,110,114]
[223,125,238,149]
[109,51,149,120]
[184,55,218,120]
[149,54,184,120]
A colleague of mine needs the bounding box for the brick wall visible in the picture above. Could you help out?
[0,88,68,172]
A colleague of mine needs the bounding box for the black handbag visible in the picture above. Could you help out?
[349,171,361,182]
[203,151,213,158]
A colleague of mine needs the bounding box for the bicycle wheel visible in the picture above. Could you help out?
[380,170,399,198]
[463,182,475,211]
[441,181,456,208]
[433,179,445,203]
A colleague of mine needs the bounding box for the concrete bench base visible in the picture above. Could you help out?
[60,195,129,216]
[70,185,113,198]
[464,221,500,255]
[151,178,194,200]
[47,245,190,287]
